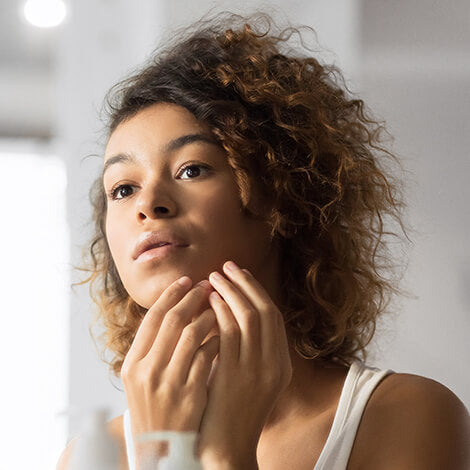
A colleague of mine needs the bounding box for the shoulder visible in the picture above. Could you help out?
[56,435,80,470]
[349,372,470,470]
[56,414,125,470]
[107,413,125,442]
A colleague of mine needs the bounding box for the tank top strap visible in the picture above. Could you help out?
[314,359,395,469]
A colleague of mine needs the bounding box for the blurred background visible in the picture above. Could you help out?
[1,0,469,468]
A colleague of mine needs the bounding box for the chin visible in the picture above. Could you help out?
[130,285,168,310]
[129,266,214,309]
[131,275,183,309]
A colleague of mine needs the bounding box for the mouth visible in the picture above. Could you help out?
[135,243,187,262]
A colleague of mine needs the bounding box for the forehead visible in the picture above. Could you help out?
[104,103,211,160]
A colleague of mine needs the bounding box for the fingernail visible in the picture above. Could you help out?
[209,291,220,302]
[210,271,223,281]
[177,276,192,287]
[196,280,211,289]
[225,261,239,271]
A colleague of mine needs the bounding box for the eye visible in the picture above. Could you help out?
[107,184,135,201]
[106,163,211,201]
[177,163,211,179]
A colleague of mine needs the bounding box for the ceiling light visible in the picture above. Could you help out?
[23,0,67,28]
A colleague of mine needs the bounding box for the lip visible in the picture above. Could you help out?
[133,230,189,260]
[135,243,187,263]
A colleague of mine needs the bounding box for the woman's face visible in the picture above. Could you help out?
[102,103,280,309]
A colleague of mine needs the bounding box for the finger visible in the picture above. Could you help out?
[221,263,274,313]
[125,276,193,361]
[147,281,213,367]
[186,334,220,385]
[208,290,241,367]
[221,264,280,360]
[167,308,217,383]
[208,271,260,349]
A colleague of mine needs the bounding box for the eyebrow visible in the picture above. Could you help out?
[102,133,219,179]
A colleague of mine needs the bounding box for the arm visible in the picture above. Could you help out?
[359,375,470,470]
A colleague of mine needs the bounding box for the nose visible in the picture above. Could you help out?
[135,184,177,221]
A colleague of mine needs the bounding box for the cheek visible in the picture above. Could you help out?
[105,213,124,262]
[207,201,255,248]
[203,189,241,228]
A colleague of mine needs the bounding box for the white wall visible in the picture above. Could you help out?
[357,0,470,406]
[55,0,469,443]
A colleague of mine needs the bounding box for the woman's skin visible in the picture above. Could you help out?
[56,102,468,470]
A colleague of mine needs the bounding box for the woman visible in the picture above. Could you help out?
[58,13,469,470]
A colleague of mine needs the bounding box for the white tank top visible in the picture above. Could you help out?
[123,359,395,470]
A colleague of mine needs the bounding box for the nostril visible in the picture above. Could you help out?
[154,207,169,214]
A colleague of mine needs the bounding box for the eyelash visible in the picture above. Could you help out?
[107,162,211,201]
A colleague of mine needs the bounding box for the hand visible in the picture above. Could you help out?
[120,277,220,440]
[197,261,292,469]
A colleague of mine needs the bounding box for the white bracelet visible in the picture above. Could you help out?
[135,431,203,470]
[136,431,198,443]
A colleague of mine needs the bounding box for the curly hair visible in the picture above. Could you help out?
[75,12,413,379]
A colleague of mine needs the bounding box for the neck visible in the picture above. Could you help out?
[262,348,349,433]
[253,237,349,432]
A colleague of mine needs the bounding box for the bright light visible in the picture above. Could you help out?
[23,0,67,28]
[0,150,69,469]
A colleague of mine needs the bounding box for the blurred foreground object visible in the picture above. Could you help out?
[136,430,203,470]
[69,408,120,470]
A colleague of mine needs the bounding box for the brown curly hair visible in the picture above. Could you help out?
[75,12,413,379]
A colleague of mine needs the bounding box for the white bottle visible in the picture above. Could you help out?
[69,407,120,470]
[136,431,203,470]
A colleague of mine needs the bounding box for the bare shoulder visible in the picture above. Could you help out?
[56,435,80,470]
[56,414,126,470]
[349,372,470,470]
